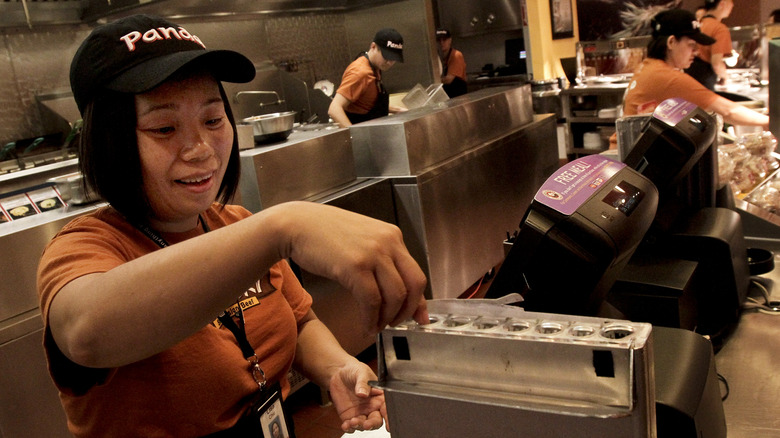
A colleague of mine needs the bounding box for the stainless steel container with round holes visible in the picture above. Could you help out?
[373,298,656,437]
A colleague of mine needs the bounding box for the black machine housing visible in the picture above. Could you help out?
[611,98,749,342]
[485,98,735,438]
[485,155,659,315]
[623,98,717,196]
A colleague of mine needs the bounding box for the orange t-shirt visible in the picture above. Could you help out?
[444,48,467,81]
[37,204,312,437]
[335,55,380,115]
[696,17,733,63]
[623,58,718,116]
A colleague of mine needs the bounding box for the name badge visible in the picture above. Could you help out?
[249,381,294,438]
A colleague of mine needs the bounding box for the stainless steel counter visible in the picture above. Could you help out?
[715,234,780,437]
[349,85,535,177]
[0,203,104,324]
[0,158,78,197]
[0,202,103,438]
[348,86,559,299]
[237,126,355,212]
[392,114,559,299]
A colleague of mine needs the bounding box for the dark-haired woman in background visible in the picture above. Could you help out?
[622,9,767,128]
[610,9,767,150]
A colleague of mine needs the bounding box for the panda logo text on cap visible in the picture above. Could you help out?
[69,14,256,114]
[373,28,404,63]
[436,28,451,39]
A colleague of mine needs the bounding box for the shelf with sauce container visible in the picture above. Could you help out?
[561,84,625,158]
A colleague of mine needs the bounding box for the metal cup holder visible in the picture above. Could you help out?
[397,312,639,345]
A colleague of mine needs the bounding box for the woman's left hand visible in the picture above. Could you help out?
[328,361,387,433]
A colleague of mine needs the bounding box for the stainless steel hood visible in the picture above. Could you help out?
[82,0,404,22]
[0,0,405,28]
[0,0,84,28]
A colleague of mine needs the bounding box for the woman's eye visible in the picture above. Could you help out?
[206,117,224,127]
[154,126,175,134]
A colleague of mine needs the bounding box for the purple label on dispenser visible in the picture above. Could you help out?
[534,155,626,216]
[652,98,698,127]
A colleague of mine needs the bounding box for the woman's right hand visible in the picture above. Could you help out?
[270,201,429,335]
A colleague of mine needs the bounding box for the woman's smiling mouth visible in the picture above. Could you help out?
[176,172,213,187]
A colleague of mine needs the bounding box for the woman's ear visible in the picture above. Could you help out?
[666,35,676,49]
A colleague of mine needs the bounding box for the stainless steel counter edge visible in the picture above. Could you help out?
[349,85,535,177]
[0,201,106,238]
[0,202,105,325]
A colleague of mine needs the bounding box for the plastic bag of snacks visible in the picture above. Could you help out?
[745,173,780,214]
[717,144,740,188]
[718,131,778,196]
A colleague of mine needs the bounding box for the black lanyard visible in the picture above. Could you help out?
[362,52,386,94]
[135,215,267,389]
[217,306,267,389]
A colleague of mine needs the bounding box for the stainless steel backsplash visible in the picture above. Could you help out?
[0,0,434,146]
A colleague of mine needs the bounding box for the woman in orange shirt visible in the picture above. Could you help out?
[39,14,427,437]
[611,9,767,149]
[623,9,766,129]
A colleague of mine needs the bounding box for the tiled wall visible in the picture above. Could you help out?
[0,24,89,146]
[0,0,434,147]
[0,14,349,145]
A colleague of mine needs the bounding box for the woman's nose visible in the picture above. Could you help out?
[180,132,213,162]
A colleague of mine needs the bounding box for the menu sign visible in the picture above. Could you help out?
[1,194,38,220]
[27,186,66,212]
[0,185,66,223]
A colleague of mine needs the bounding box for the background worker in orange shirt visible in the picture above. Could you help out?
[685,0,735,90]
[328,28,407,127]
[436,28,468,98]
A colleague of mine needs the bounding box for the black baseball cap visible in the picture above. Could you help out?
[703,0,721,8]
[436,28,451,40]
[70,14,256,114]
[651,9,717,45]
[373,28,404,63]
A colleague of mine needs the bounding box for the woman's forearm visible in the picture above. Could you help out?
[709,97,769,129]
[293,311,359,389]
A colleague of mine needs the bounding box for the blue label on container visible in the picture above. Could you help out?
[534,155,626,216]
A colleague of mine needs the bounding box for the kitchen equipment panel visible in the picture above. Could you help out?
[350,85,534,177]
[375,299,655,437]
[237,126,354,212]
